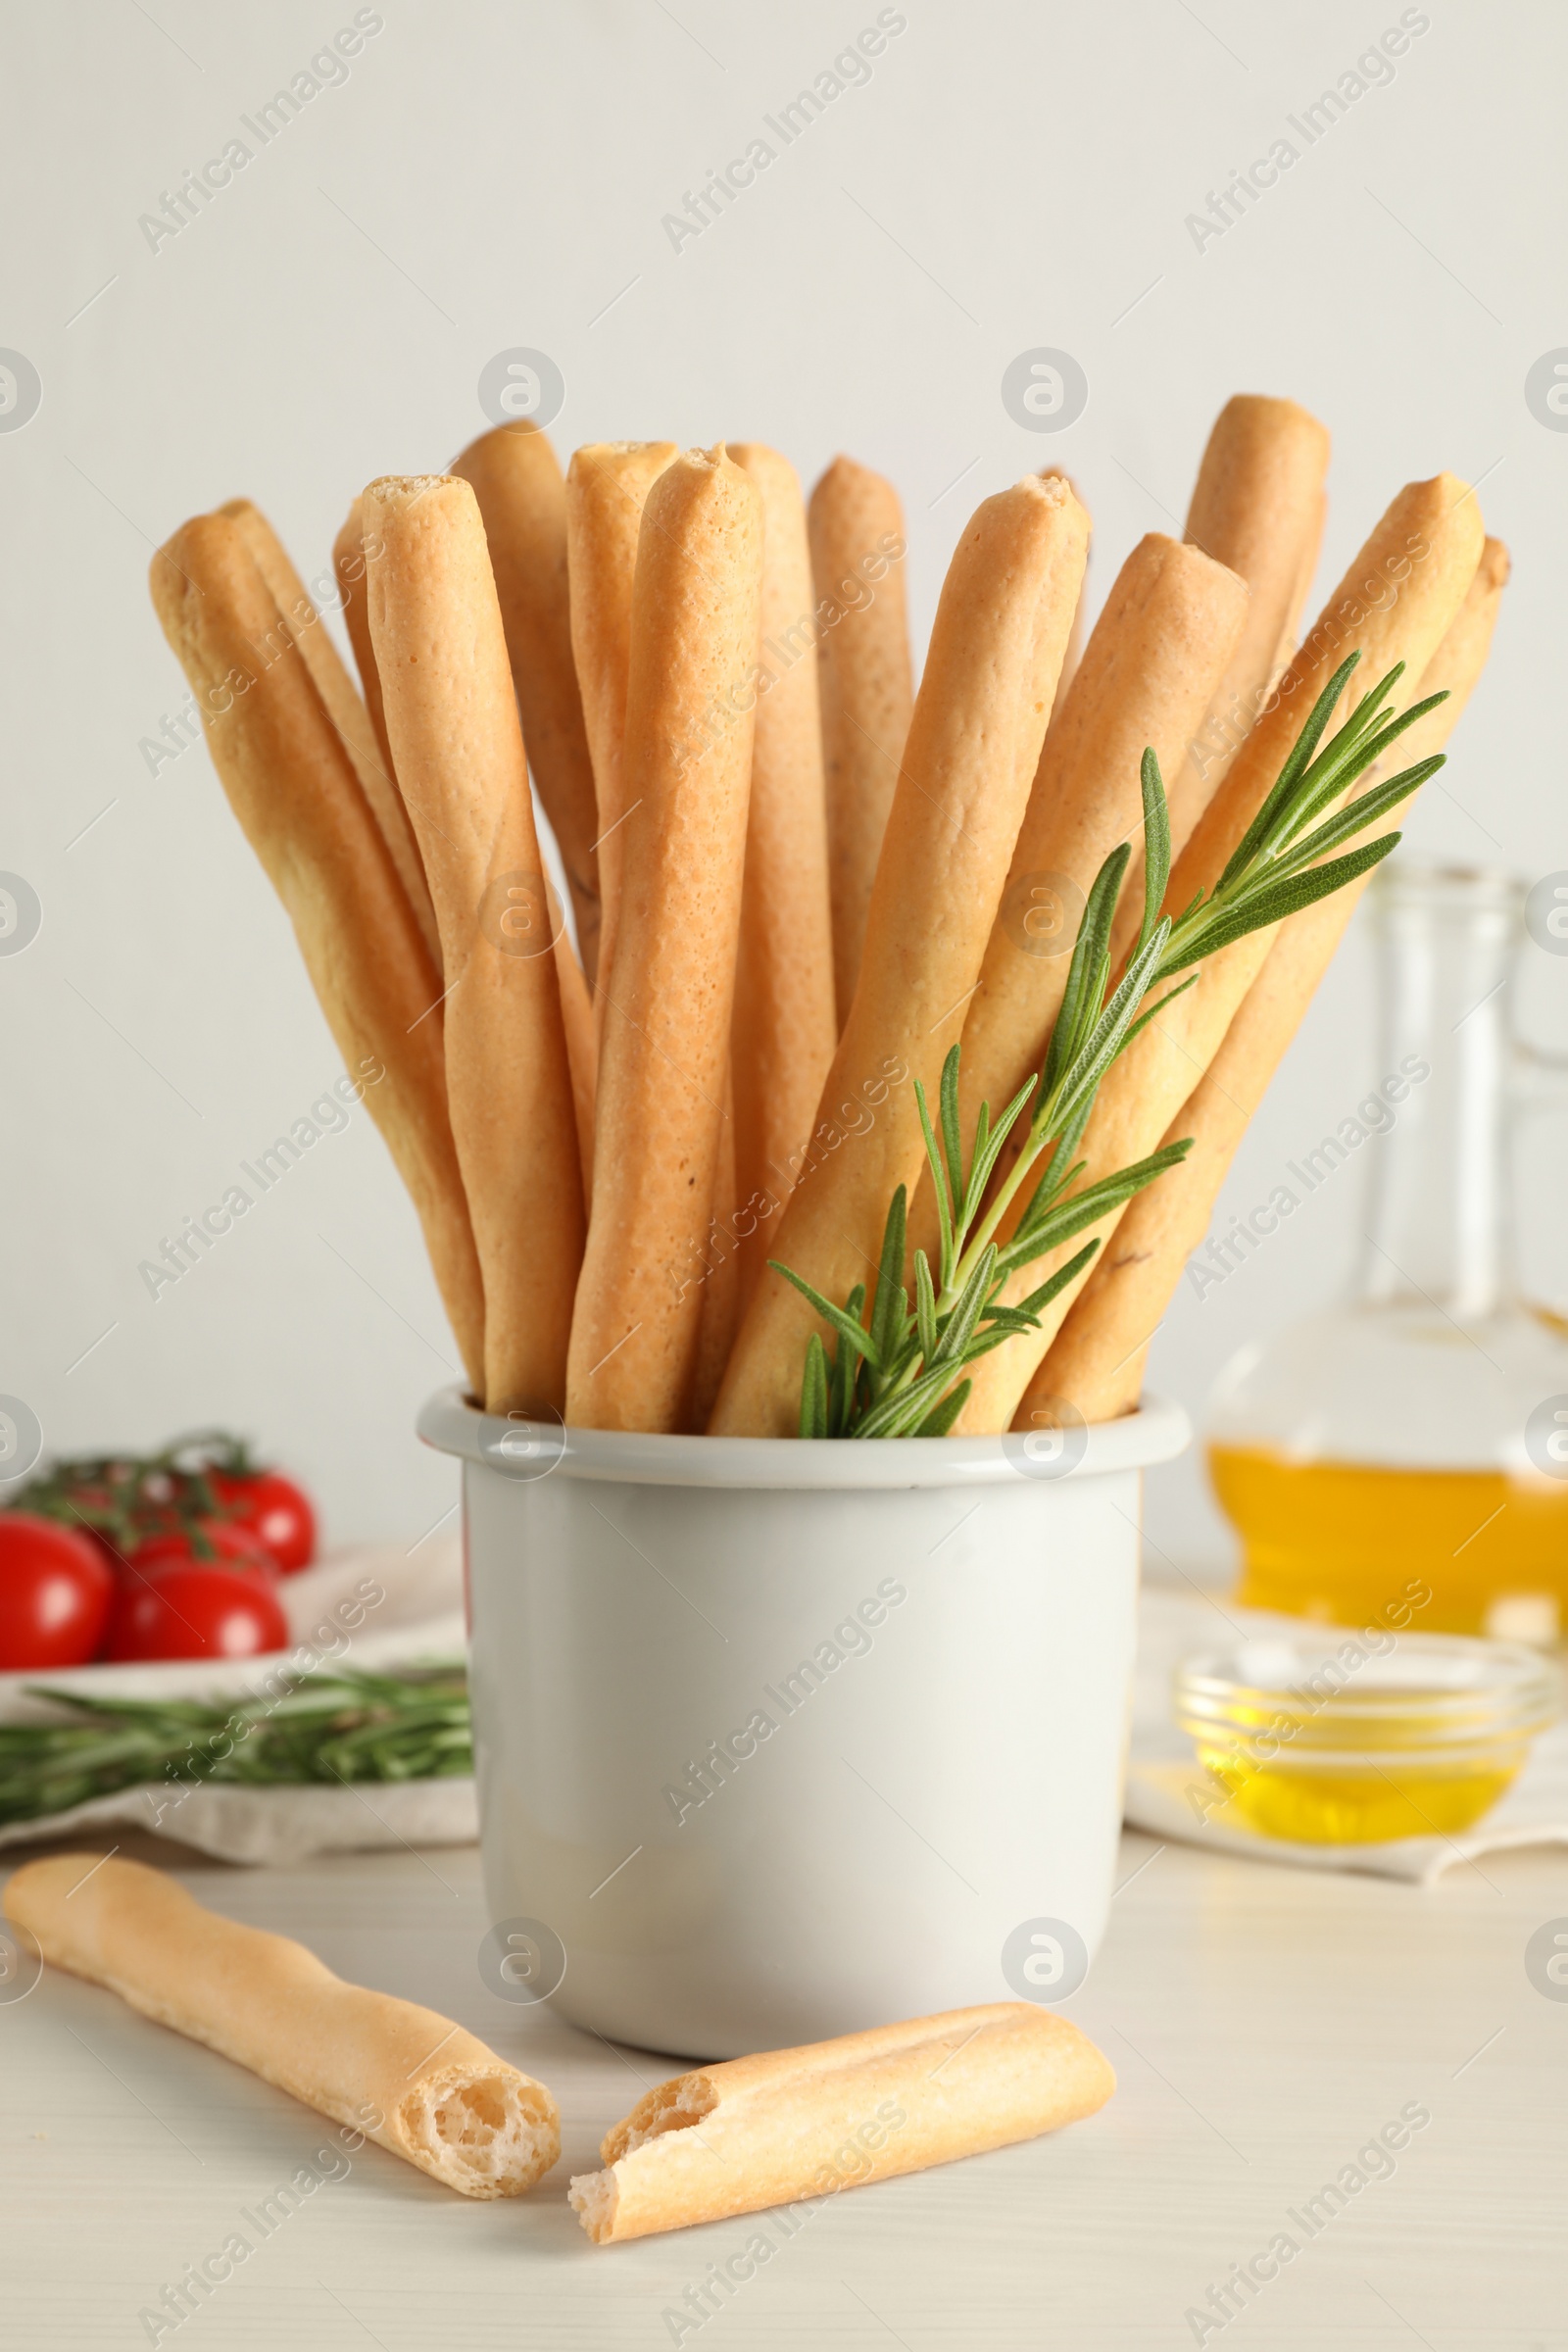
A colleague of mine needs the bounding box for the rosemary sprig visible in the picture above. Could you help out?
[775,655,1446,1437]
[0,1668,470,1830]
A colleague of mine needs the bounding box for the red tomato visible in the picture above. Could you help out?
[209,1469,317,1573]
[123,1521,278,1584]
[105,1563,289,1663]
[0,1514,115,1670]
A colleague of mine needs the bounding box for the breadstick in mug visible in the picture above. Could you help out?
[222,497,441,976]
[710,472,1089,1439]
[1157,395,1331,873]
[1041,535,1509,1422]
[953,533,1250,1194]
[366,472,584,1419]
[565,441,679,1021]
[5,1856,558,2198]
[333,495,394,774]
[1040,467,1089,729]
[569,2002,1112,2244]
[808,456,913,1026]
[150,511,485,1394]
[690,1068,741,1432]
[728,443,838,1305]
[956,470,1485,1435]
[553,909,599,1196]
[566,448,762,1433]
[454,422,604,983]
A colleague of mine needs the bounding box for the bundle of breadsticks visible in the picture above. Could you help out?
[150,398,1503,1438]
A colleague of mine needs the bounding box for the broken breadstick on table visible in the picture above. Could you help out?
[365,472,585,1420]
[956,470,1486,1436]
[150,508,486,1396]
[565,446,763,1434]
[565,440,679,1027]
[808,456,914,1028]
[710,471,1090,1439]
[453,422,605,984]
[569,2002,1113,2243]
[728,442,839,1309]
[950,531,1250,1216]
[1041,534,1510,1423]
[4,1855,558,2198]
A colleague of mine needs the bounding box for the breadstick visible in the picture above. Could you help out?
[954,535,1250,1168]
[365,473,584,1419]
[1278,489,1328,669]
[1160,396,1332,866]
[223,497,442,976]
[710,473,1090,1439]
[565,448,762,1433]
[553,909,598,1196]
[1043,535,1509,1421]
[5,1855,558,2198]
[956,470,1485,1435]
[333,495,393,776]
[568,2001,1112,2244]
[808,456,914,1025]
[690,1071,740,1431]
[1041,467,1088,730]
[325,496,447,968]
[565,441,679,1023]
[728,444,839,1306]
[453,422,604,983]
[150,512,485,1394]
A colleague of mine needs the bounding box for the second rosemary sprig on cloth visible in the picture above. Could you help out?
[774,652,1448,1438]
[0,1669,471,1831]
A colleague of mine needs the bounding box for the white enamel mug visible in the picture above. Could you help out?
[417,1388,1187,2058]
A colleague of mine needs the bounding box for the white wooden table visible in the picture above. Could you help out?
[3,1824,1564,2349]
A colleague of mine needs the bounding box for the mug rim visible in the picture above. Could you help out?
[416,1384,1190,1489]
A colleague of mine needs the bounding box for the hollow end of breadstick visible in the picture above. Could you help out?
[568,2071,719,2242]
[395,2063,560,2199]
[607,2071,719,2162]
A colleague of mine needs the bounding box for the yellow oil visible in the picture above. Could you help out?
[1208,1446,1568,1639]
[1194,1743,1519,1843]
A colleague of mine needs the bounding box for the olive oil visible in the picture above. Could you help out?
[1209,1445,1568,1640]
[1174,1634,1558,1847]
[1192,1735,1518,1842]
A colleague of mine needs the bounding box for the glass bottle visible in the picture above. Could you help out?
[1205,861,1568,1642]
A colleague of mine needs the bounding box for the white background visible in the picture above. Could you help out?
[3,0,1565,1561]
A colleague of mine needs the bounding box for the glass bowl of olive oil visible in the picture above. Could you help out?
[1174,1634,1560,1844]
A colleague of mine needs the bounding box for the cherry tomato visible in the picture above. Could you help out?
[122,1520,278,1584]
[105,1563,289,1663]
[0,1514,115,1670]
[208,1469,317,1574]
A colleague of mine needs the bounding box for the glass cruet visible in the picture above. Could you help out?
[1205,861,1568,1642]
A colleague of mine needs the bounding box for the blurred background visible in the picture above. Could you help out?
[3,0,1564,1565]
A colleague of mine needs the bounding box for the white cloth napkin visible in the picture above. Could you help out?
[1125,1583,1568,1885]
[0,1539,475,1864]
